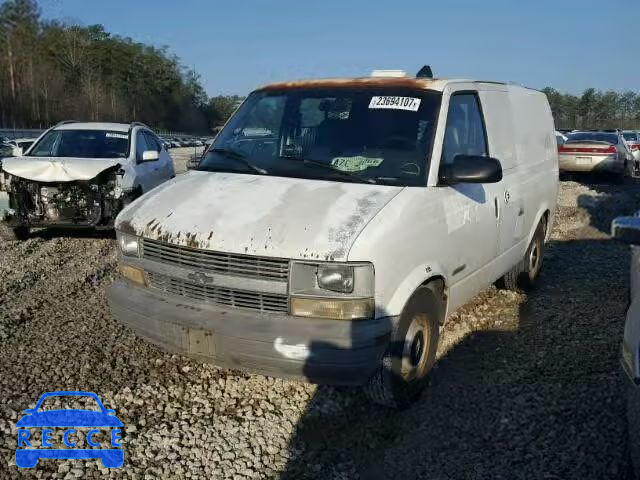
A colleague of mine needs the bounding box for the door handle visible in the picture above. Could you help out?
[494,197,499,218]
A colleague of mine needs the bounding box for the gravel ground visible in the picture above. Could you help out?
[1,175,639,479]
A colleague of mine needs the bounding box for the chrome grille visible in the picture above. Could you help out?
[141,238,289,281]
[146,272,289,313]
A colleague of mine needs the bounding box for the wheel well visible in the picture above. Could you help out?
[420,276,447,324]
[541,209,550,237]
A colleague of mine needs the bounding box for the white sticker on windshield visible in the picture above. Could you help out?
[331,156,383,172]
[369,96,421,112]
[105,133,128,139]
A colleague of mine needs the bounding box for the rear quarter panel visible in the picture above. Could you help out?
[506,86,558,242]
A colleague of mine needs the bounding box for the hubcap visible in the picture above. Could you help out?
[529,240,541,276]
[401,314,430,381]
[410,331,425,366]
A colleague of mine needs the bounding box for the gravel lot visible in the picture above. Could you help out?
[1,171,639,479]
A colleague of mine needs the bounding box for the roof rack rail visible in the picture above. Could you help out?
[129,121,151,130]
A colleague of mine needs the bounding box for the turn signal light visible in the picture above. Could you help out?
[119,264,146,286]
[290,297,374,320]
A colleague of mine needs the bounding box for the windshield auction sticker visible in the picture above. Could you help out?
[368,96,421,111]
[331,156,383,172]
[105,133,129,139]
[15,391,124,469]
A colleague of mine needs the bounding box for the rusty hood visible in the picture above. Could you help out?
[116,171,403,261]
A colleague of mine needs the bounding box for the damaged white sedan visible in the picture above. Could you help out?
[0,121,175,240]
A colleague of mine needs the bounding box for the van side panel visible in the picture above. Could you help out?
[507,86,559,244]
[479,87,525,270]
[479,86,517,171]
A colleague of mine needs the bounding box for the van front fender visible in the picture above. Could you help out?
[380,262,449,320]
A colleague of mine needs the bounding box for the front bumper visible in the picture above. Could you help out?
[107,280,394,386]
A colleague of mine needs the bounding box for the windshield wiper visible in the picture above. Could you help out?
[279,155,377,184]
[206,148,268,175]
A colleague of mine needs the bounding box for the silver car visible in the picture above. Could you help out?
[559,131,633,179]
[623,131,640,167]
[612,216,640,478]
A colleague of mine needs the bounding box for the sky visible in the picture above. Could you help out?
[39,0,640,97]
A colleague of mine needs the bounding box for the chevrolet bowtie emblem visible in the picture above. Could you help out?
[187,271,214,285]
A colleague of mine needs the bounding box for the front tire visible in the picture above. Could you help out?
[498,218,546,292]
[364,283,443,409]
[0,222,29,241]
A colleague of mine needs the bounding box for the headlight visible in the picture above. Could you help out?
[316,265,354,293]
[289,261,374,320]
[116,231,140,257]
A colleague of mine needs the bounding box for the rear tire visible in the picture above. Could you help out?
[0,222,29,241]
[364,283,443,409]
[498,218,546,292]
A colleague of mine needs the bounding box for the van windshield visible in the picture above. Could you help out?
[199,88,442,186]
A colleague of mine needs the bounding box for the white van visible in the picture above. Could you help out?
[108,70,558,407]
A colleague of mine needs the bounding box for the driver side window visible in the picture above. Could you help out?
[143,132,161,152]
[136,131,150,162]
[442,93,488,165]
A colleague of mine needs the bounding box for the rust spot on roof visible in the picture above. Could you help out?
[257,77,439,92]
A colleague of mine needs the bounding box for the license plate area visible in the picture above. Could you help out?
[576,156,592,165]
[187,328,216,356]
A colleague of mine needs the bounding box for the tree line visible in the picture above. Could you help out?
[542,87,640,131]
[2,0,639,134]
[0,0,242,134]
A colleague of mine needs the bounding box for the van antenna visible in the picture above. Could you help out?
[416,65,433,78]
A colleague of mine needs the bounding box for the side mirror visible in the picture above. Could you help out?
[612,216,640,245]
[441,154,503,185]
[141,150,159,162]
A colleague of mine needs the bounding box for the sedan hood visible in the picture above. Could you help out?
[117,172,403,261]
[1,156,122,182]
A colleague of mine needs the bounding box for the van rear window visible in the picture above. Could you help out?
[566,132,618,144]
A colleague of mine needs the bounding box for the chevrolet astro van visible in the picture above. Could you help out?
[107,69,559,408]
